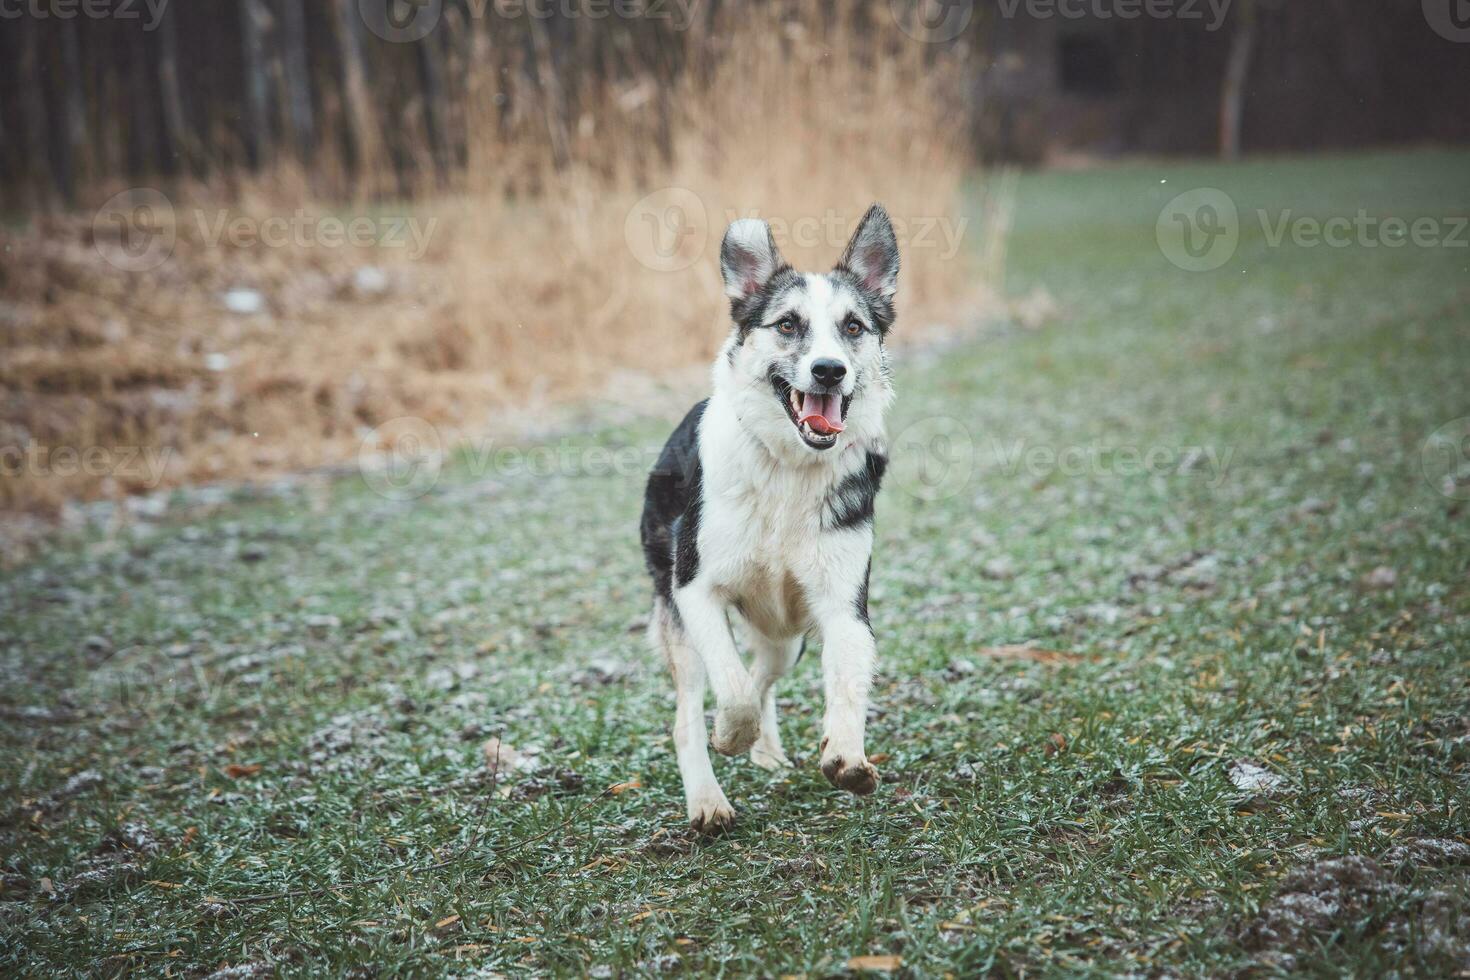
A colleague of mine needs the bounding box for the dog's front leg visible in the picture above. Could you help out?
[817,609,879,795]
[673,583,762,756]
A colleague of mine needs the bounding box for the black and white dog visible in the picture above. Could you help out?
[640,205,899,831]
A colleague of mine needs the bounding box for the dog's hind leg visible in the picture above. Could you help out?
[748,634,801,771]
[650,598,734,832]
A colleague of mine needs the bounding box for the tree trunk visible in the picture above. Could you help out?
[156,3,193,175]
[0,30,11,190]
[1219,0,1257,161]
[127,29,161,178]
[418,30,450,182]
[239,0,273,167]
[16,19,52,203]
[57,17,88,203]
[526,14,570,171]
[333,0,383,182]
[279,0,316,159]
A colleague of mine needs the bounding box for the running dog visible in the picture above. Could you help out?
[640,204,899,831]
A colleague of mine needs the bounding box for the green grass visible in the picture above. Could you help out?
[4,149,1469,977]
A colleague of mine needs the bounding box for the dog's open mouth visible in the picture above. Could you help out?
[772,376,851,450]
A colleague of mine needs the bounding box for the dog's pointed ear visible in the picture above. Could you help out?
[838,204,900,299]
[720,218,785,303]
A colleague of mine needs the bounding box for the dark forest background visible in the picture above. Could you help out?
[2,0,1467,212]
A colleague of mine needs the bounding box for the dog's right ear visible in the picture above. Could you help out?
[720,218,785,303]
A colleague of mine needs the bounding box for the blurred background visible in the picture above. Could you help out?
[0,0,1467,532]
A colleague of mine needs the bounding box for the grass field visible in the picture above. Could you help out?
[3,150,1468,976]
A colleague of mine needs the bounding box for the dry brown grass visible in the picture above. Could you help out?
[0,6,992,518]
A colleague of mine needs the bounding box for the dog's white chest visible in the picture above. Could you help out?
[702,458,834,636]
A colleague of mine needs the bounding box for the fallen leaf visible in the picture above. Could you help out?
[609,777,642,795]
[848,954,902,972]
[223,764,261,779]
[1043,733,1067,756]
[481,738,523,773]
[1361,566,1397,591]
[978,645,1083,665]
[435,914,460,929]
[1227,759,1286,794]
[867,753,891,764]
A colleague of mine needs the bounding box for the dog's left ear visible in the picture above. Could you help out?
[721,218,785,303]
[838,204,900,300]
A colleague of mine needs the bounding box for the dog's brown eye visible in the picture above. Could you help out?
[845,319,863,336]
[776,319,796,335]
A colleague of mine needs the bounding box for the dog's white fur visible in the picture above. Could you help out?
[644,207,898,830]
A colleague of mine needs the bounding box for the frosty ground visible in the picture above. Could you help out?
[3,151,1468,975]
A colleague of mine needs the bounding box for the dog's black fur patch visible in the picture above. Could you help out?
[641,399,707,603]
[825,451,888,531]
[854,558,872,628]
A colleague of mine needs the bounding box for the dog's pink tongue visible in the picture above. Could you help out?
[799,393,845,434]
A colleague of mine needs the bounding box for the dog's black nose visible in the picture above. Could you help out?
[811,359,847,386]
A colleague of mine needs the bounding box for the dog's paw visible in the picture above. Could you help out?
[749,741,793,771]
[819,742,879,796]
[711,702,762,756]
[687,789,736,835]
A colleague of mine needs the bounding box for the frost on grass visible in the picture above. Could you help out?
[1245,856,1391,966]
[1383,838,1470,867]
[1246,851,1470,971]
[1226,759,1287,795]
[44,822,161,901]
[304,710,392,771]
